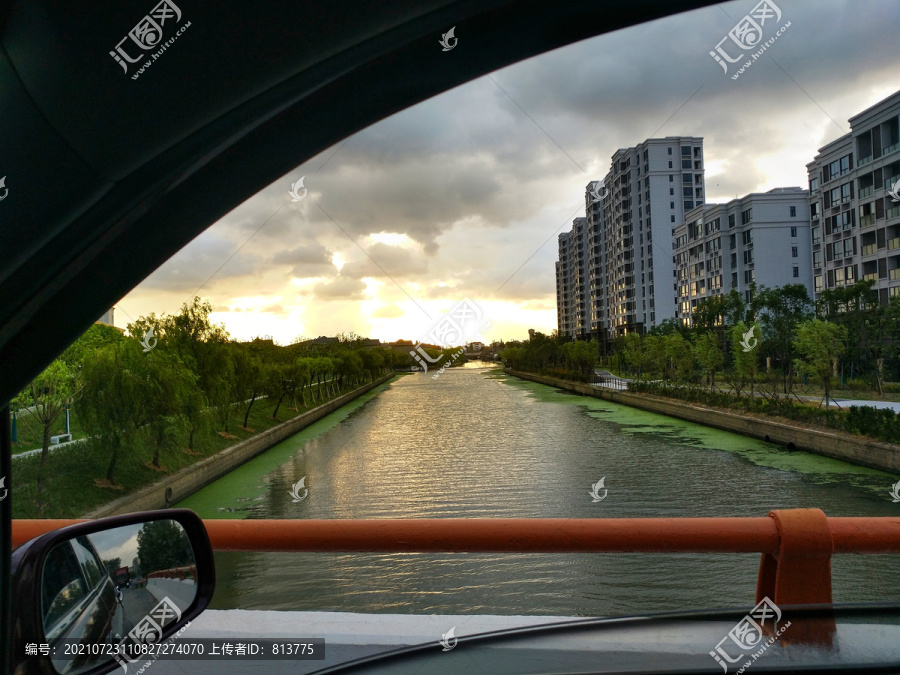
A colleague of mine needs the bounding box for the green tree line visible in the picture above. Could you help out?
[614,281,900,403]
[501,281,900,403]
[12,297,412,510]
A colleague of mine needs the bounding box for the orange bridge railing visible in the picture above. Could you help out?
[12,509,900,606]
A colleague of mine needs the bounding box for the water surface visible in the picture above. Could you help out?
[178,366,900,616]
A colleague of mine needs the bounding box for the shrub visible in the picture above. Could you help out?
[628,380,899,444]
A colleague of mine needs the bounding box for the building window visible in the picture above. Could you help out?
[668,161,673,169]
[671,215,676,223]
[729,214,736,228]
[790,206,797,217]
[670,188,674,195]
[810,176,819,192]
[742,230,753,245]
[741,208,752,225]
[669,175,674,182]
[668,147,673,155]
[791,226,797,237]
[792,246,798,258]
[793,267,799,278]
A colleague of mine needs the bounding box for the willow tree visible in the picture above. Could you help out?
[80,341,147,485]
[13,360,80,509]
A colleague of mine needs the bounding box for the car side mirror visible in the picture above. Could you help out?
[7,509,215,675]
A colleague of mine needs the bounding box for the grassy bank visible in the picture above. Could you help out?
[10,381,383,518]
[11,409,86,454]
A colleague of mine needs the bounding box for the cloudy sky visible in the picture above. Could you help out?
[117,0,900,345]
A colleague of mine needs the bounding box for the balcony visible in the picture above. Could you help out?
[863,273,878,282]
[891,268,900,281]
[887,205,900,220]
[859,186,874,199]
[860,214,875,228]
[884,142,900,156]
[858,155,873,166]
[862,243,877,256]
[888,238,900,251]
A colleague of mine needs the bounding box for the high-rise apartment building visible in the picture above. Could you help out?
[556,217,589,338]
[807,90,900,303]
[672,188,813,326]
[557,136,705,343]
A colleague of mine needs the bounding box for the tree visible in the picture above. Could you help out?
[136,520,194,573]
[648,318,689,338]
[293,357,313,408]
[618,333,646,380]
[692,295,727,332]
[722,289,749,327]
[816,280,877,382]
[664,333,693,381]
[865,296,900,396]
[794,319,848,407]
[13,359,80,510]
[103,557,122,578]
[159,298,230,450]
[61,322,125,366]
[730,321,759,397]
[79,341,148,485]
[757,284,813,392]
[560,340,598,377]
[642,335,668,380]
[142,350,197,469]
[694,332,724,391]
[228,346,265,430]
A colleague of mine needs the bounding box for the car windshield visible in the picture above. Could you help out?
[8,0,900,672]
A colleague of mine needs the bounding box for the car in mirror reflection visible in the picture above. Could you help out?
[9,510,215,675]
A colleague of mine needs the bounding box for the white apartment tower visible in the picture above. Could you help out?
[672,188,813,326]
[557,136,705,343]
[806,90,900,303]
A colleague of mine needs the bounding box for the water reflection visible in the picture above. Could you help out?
[178,367,900,615]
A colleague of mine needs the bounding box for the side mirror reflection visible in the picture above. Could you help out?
[10,509,214,675]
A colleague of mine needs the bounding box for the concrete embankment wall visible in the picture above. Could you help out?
[505,369,900,475]
[85,374,395,518]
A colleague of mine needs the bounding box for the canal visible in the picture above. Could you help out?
[177,365,900,616]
